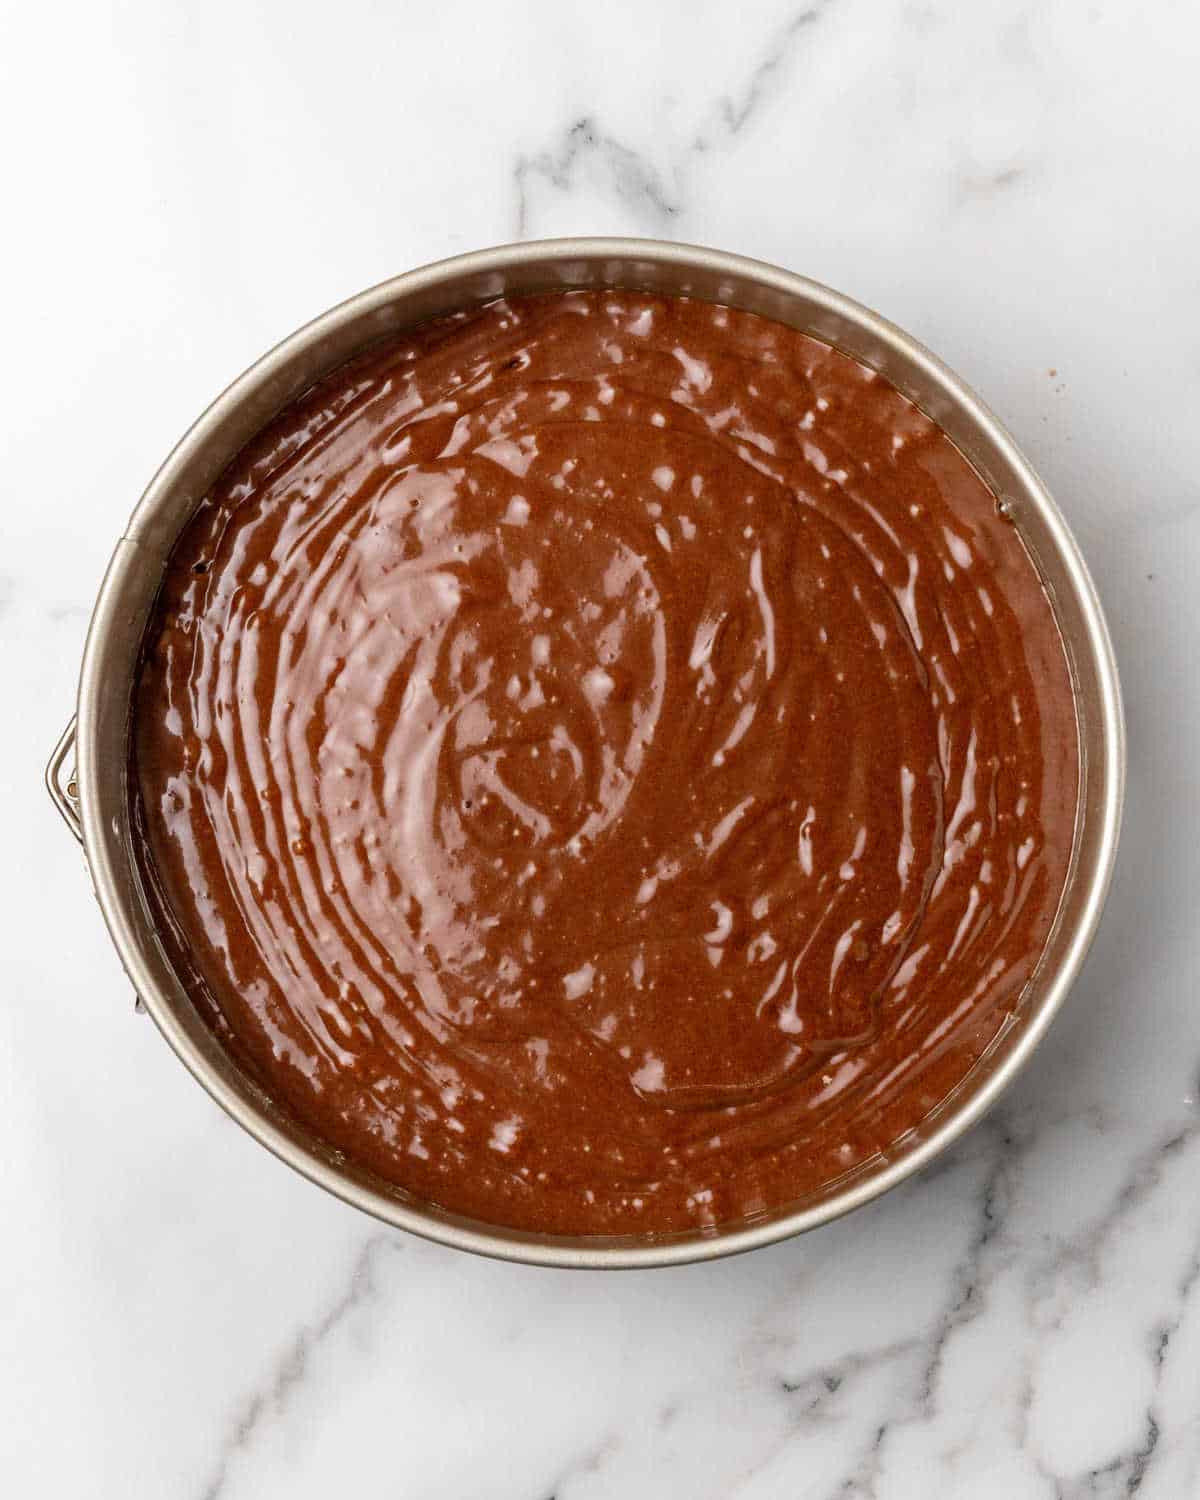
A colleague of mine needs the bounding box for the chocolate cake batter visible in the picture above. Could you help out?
[133,292,1078,1234]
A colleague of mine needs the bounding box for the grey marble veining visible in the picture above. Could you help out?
[4,2,1199,1495]
[512,3,835,235]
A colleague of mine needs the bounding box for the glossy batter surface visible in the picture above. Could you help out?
[133,292,1078,1234]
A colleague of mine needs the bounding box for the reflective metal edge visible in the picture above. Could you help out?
[71,238,1126,1268]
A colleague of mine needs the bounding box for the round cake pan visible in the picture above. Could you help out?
[47,239,1125,1268]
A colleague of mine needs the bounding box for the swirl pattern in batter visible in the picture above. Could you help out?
[133,291,1078,1234]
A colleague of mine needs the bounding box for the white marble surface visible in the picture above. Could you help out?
[3,1,1198,1493]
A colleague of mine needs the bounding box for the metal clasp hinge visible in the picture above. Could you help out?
[46,716,83,844]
